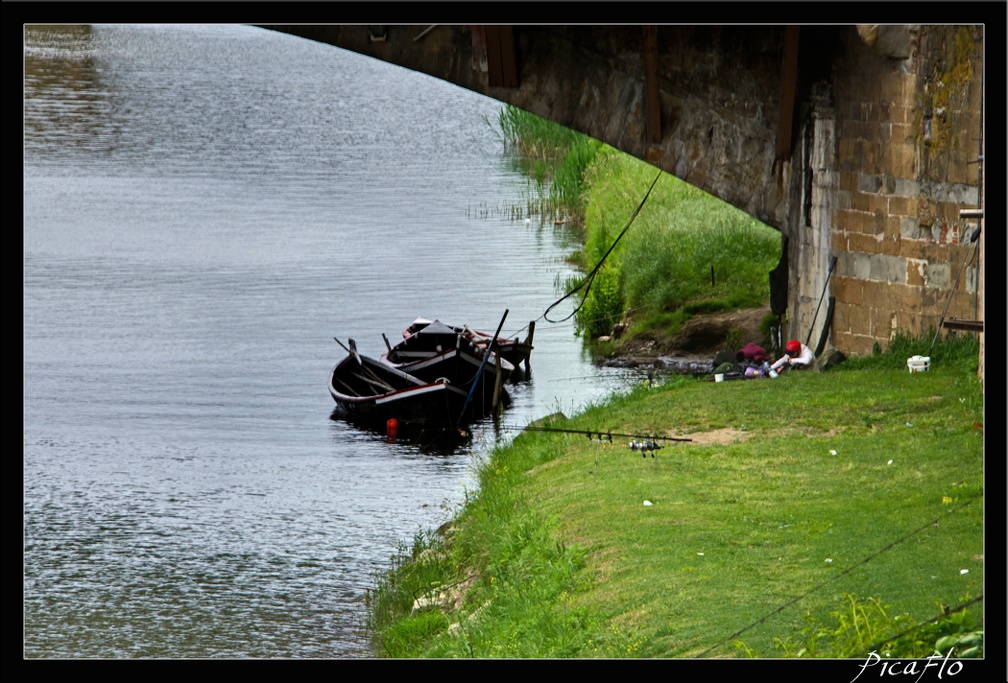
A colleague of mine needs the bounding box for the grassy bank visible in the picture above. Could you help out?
[495,106,781,345]
[367,333,984,658]
[574,148,780,342]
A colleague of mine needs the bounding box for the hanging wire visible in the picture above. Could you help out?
[374,172,664,367]
[541,171,663,324]
[697,495,980,657]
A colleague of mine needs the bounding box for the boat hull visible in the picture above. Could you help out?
[328,351,476,428]
[382,320,513,413]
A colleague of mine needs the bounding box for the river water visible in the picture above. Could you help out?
[23,24,646,658]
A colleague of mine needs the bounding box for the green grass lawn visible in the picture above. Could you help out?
[367,339,985,659]
[522,365,983,657]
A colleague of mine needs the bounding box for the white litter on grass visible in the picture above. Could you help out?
[643,500,652,506]
[888,459,894,465]
[825,558,833,563]
[960,569,969,575]
[697,552,704,556]
[829,450,837,456]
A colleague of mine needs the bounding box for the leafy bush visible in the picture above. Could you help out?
[573,265,623,339]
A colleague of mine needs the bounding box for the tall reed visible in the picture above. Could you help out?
[494,105,602,222]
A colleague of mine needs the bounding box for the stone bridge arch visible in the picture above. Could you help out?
[264,24,986,379]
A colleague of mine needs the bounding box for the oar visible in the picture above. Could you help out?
[457,309,508,425]
[337,336,401,392]
[334,337,362,364]
[348,338,363,365]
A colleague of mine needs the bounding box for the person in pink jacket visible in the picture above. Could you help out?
[771,339,817,373]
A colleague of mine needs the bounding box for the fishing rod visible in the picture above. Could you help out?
[928,224,982,358]
[496,424,692,443]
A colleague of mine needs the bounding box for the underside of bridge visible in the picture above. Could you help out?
[266,24,820,228]
[263,24,986,378]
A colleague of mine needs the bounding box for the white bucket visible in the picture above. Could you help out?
[907,355,931,373]
[714,373,724,383]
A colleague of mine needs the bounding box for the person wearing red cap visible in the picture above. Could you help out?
[770,339,816,373]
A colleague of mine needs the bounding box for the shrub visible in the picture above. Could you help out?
[573,265,623,339]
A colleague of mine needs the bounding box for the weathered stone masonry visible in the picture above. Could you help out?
[802,25,985,359]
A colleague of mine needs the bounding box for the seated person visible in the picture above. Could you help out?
[771,339,817,373]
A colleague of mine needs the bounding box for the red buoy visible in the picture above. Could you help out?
[386,418,399,440]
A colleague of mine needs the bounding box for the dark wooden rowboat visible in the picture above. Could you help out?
[381,320,513,414]
[402,317,534,369]
[328,339,475,427]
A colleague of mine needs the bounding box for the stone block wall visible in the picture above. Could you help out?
[793,25,984,358]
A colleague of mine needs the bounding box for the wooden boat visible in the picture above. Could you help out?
[328,339,476,427]
[380,319,513,414]
[402,317,534,369]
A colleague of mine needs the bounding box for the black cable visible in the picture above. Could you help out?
[542,172,662,324]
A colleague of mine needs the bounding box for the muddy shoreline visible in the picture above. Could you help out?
[594,306,771,376]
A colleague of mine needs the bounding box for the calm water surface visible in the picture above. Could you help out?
[23,24,646,658]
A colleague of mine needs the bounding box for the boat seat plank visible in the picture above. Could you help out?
[349,370,397,393]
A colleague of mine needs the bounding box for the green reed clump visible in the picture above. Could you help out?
[571,265,623,339]
[494,105,602,222]
[497,105,584,158]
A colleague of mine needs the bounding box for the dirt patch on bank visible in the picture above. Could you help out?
[603,306,772,369]
[676,427,753,446]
